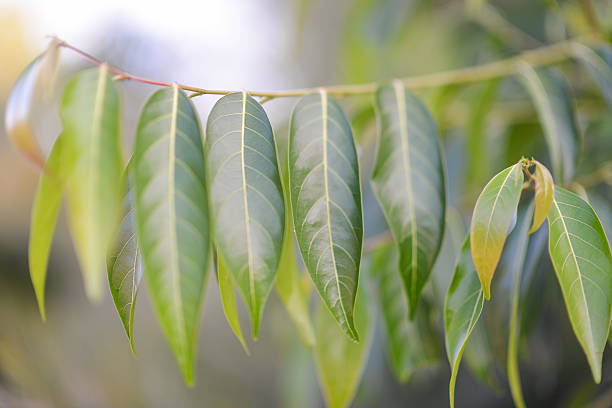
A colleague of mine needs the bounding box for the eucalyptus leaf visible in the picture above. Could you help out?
[445,236,485,408]
[4,40,60,167]
[28,136,75,321]
[61,66,123,301]
[289,91,363,341]
[314,280,372,408]
[372,81,445,318]
[205,92,285,338]
[376,244,439,382]
[519,66,579,183]
[217,252,250,355]
[107,165,142,354]
[529,160,554,234]
[470,163,524,299]
[547,187,612,383]
[573,43,612,109]
[133,85,210,385]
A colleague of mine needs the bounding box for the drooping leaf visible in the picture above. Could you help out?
[519,66,580,183]
[289,91,363,341]
[444,236,485,408]
[4,40,60,168]
[60,66,123,301]
[133,85,210,385]
[505,203,533,408]
[574,43,612,109]
[276,155,315,347]
[28,136,75,321]
[375,244,439,382]
[529,160,554,234]
[470,163,524,299]
[372,81,446,318]
[205,92,284,338]
[107,165,143,354]
[217,252,250,355]
[547,187,612,383]
[314,279,372,408]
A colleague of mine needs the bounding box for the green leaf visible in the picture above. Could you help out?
[547,187,612,383]
[133,85,210,385]
[276,156,315,347]
[4,40,60,168]
[529,160,554,234]
[444,236,485,408]
[375,244,439,382]
[470,163,524,299]
[505,203,533,408]
[217,252,250,355]
[574,43,612,109]
[205,92,285,338]
[107,165,142,354]
[519,66,580,183]
[372,81,446,318]
[60,66,123,301]
[314,280,372,408]
[289,91,363,341]
[28,136,75,321]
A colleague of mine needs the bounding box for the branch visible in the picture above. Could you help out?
[55,35,601,98]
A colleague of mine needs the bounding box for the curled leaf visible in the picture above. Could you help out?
[528,160,554,234]
[218,252,250,355]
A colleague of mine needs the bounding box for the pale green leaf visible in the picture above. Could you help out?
[519,66,580,183]
[444,236,485,408]
[107,165,142,354]
[547,187,612,383]
[60,66,123,301]
[133,85,210,385]
[315,280,372,408]
[217,252,250,355]
[529,160,554,234]
[276,155,315,347]
[289,91,363,341]
[470,163,524,299]
[4,40,60,167]
[205,92,285,338]
[574,43,612,109]
[372,81,446,318]
[376,244,439,382]
[28,136,75,321]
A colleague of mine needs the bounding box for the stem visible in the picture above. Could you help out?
[580,0,605,39]
[56,35,600,98]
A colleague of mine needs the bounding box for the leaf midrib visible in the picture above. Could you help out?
[393,80,418,303]
[168,84,187,348]
[320,90,353,338]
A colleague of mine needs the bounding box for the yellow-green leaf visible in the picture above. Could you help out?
[470,163,524,299]
[28,136,75,321]
[547,187,612,383]
[529,160,554,234]
[444,236,485,408]
[314,280,372,408]
[61,66,123,301]
[217,252,250,355]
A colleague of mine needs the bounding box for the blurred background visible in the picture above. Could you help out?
[1,0,612,406]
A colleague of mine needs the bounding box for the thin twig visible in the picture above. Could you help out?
[54,35,602,99]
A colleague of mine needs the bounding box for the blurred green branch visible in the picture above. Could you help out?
[55,35,602,98]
